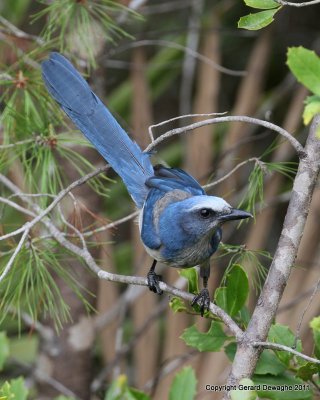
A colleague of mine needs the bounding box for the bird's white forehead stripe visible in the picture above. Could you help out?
[189,197,231,212]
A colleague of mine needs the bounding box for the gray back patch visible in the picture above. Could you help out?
[153,190,191,231]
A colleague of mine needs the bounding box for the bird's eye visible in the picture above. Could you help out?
[199,208,213,219]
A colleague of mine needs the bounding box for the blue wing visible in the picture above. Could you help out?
[146,165,205,196]
[141,165,205,250]
[42,52,154,208]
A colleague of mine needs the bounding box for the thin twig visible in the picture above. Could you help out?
[275,0,320,6]
[145,115,306,158]
[0,229,30,283]
[74,210,139,238]
[0,166,109,242]
[294,275,320,348]
[0,15,44,45]
[254,341,320,364]
[278,286,317,313]
[148,112,227,141]
[109,40,246,77]
[0,196,36,217]
[7,306,54,341]
[0,138,34,149]
[92,298,168,392]
[203,158,259,190]
[143,350,198,393]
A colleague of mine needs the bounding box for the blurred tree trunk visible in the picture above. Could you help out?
[185,15,220,184]
[130,47,160,388]
[97,231,122,377]
[219,29,271,198]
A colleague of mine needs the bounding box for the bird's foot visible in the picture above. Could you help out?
[147,270,163,295]
[191,288,210,317]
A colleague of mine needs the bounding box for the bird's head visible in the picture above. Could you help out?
[172,195,252,237]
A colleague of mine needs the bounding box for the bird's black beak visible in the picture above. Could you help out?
[218,208,253,223]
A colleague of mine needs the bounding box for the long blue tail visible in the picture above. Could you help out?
[41,52,154,208]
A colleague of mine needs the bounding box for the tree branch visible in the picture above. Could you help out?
[275,0,320,6]
[224,115,320,396]
[144,115,306,158]
[109,40,246,77]
[253,341,320,364]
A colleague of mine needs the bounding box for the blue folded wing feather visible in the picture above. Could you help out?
[41,53,154,208]
[146,165,205,196]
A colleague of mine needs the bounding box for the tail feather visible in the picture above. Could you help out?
[42,53,153,208]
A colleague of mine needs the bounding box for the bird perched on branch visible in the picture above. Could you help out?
[42,53,251,315]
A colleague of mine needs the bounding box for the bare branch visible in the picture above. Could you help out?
[145,115,306,158]
[77,210,139,238]
[0,138,34,149]
[148,112,227,141]
[0,229,30,283]
[7,306,54,342]
[294,275,320,347]
[97,269,244,339]
[254,341,320,364]
[275,0,320,6]
[109,40,246,77]
[203,158,259,190]
[0,166,108,242]
[143,350,198,393]
[0,196,36,217]
[0,15,44,45]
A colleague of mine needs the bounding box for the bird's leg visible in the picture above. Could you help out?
[147,259,163,295]
[191,263,211,316]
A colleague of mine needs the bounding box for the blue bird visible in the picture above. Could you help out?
[42,53,252,315]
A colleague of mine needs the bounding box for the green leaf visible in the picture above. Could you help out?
[253,373,313,400]
[303,96,320,125]
[287,47,320,96]
[231,378,258,400]
[225,342,286,375]
[268,324,301,366]
[296,362,319,381]
[10,378,29,400]
[128,388,151,400]
[214,287,228,312]
[169,297,187,313]
[54,396,74,400]
[225,265,249,316]
[169,367,197,400]
[180,268,199,294]
[238,9,279,30]
[0,332,10,370]
[105,375,151,400]
[310,316,320,358]
[181,322,228,352]
[255,350,287,375]
[238,306,251,326]
[268,324,302,366]
[0,377,29,400]
[244,0,280,9]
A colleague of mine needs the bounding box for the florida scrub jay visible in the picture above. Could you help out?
[42,53,252,315]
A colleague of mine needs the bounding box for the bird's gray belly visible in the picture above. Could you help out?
[150,239,214,268]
